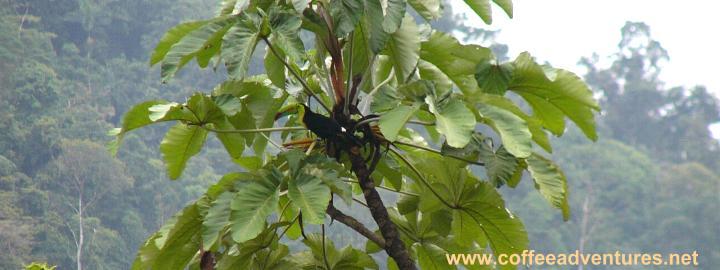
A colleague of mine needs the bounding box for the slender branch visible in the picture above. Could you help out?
[352,197,369,208]
[389,148,455,208]
[321,225,331,270]
[344,32,354,116]
[393,141,485,166]
[354,118,433,130]
[196,125,306,134]
[407,120,435,126]
[262,37,331,113]
[260,133,285,152]
[326,204,386,248]
[359,69,395,114]
[258,201,294,268]
[343,180,418,197]
[355,117,378,128]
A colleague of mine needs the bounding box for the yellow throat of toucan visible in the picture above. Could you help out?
[275,103,307,127]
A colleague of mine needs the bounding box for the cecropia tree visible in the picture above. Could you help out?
[110,0,599,269]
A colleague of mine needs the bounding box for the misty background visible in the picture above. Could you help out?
[0,0,717,269]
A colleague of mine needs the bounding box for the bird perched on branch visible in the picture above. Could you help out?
[275,103,345,140]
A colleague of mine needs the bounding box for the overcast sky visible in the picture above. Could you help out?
[454,0,720,95]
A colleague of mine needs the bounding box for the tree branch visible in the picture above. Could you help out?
[326,204,385,248]
[347,146,417,270]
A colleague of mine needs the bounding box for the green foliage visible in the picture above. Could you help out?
[24,262,57,270]
[4,1,718,267]
[111,0,600,268]
[462,0,513,24]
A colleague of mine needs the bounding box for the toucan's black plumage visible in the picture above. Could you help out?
[300,104,345,140]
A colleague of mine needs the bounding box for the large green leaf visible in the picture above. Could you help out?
[150,21,208,65]
[509,52,599,140]
[264,41,286,88]
[120,101,168,132]
[387,15,420,82]
[299,234,379,269]
[379,104,420,142]
[471,93,551,152]
[359,0,389,54]
[216,224,292,269]
[222,14,262,80]
[426,95,475,148]
[330,0,364,37]
[525,153,570,220]
[475,103,532,158]
[463,0,513,25]
[217,0,245,15]
[418,60,453,94]
[408,0,441,20]
[159,123,208,179]
[475,61,514,95]
[202,191,234,248]
[268,9,305,61]
[215,79,287,154]
[479,145,518,187]
[212,117,245,159]
[230,170,281,243]
[420,32,492,95]
[133,204,202,270]
[288,173,331,224]
[413,243,454,270]
[160,17,235,82]
[148,102,194,122]
[454,182,528,269]
[382,0,406,33]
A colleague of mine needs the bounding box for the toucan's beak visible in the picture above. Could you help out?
[275,104,298,120]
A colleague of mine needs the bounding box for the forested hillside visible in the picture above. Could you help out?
[0,1,717,269]
[1,1,231,268]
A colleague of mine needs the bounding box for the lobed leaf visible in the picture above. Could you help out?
[159,123,208,179]
[508,52,599,140]
[426,95,476,148]
[230,170,281,243]
[160,17,235,82]
[222,13,262,80]
[379,104,420,142]
[387,15,421,83]
[525,153,571,220]
[476,103,532,158]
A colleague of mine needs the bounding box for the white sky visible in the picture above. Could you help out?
[454,0,720,94]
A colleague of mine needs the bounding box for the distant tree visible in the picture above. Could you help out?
[38,140,133,270]
[580,22,720,169]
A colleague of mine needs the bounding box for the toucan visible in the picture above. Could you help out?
[275,103,346,140]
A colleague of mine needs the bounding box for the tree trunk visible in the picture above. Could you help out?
[77,196,84,270]
[347,146,417,270]
[577,185,593,270]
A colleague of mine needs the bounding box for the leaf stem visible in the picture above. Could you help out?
[262,37,331,113]
[393,141,485,166]
[354,117,433,129]
[344,31,354,116]
[389,148,455,208]
[321,225,331,270]
[197,125,306,134]
[343,180,418,197]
